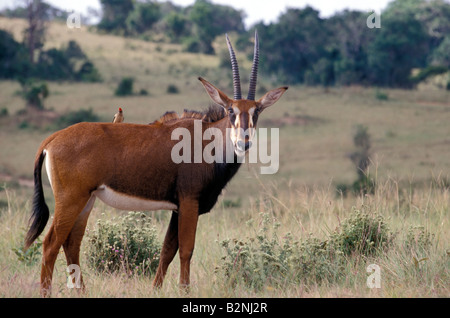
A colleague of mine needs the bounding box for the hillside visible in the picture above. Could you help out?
[0,16,449,200]
[0,17,449,299]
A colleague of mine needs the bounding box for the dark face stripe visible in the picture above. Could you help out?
[240,112,249,131]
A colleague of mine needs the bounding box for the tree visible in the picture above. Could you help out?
[98,0,134,34]
[126,1,161,34]
[188,0,244,54]
[0,29,101,83]
[431,35,450,67]
[367,10,430,87]
[385,0,450,46]
[164,11,189,42]
[256,7,328,84]
[22,0,47,64]
[327,10,375,85]
[0,30,32,79]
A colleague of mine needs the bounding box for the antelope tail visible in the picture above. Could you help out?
[24,150,49,250]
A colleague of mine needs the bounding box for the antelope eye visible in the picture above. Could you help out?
[228,108,234,114]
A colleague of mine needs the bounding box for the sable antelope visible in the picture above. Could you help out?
[24,31,288,296]
[112,107,124,123]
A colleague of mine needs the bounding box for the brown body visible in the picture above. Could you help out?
[24,32,288,296]
[40,116,240,213]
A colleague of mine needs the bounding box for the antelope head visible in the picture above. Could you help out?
[199,31,288,157]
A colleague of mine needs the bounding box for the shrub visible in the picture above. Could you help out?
[328,208,394,256]
[217,213,342,290]
[217,213,293,290]
[86,212,161,276]
[76,61,102,83]
[115,77,134,96]
[338,125,375,196]
[375,89,389,101]
[0,107,8,117]
[409,65,448,84]
[166,84,179,94]
[404,226,434,253]
[139,88,149,95]
[19,79,49,110]
[217,209,394,290]
[351,174,376,196]
[222,197,241,208]
[182,36,201,53]
[12,237,42,266]
[54,108,100,129]
[18,120,31,130]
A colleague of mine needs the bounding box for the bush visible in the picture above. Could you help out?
[375,89,389,101]
[0,29,32,79]
[0,107,8,117]
[55,108,100,129]
[217,213,294,290]
[12,236,42,266]
[166,84,179,94]
[328,208,393,256]
[86,212,161,276]
[76,61,102,83]
[182,36,201,53]
[217,213,337,290]
[217,209,394,290]
[351,174,376,196]
[139,88,149,96]
[338,125,375,196]
[404,226,434,253]
[115,77,134,96]
[410,65,448,84]
[19,79,49,109]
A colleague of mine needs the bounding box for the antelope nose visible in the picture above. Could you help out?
[237,140,252,151]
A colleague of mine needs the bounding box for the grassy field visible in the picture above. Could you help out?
[0,18,449,298]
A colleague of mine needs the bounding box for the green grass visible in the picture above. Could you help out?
[0,17,449,297]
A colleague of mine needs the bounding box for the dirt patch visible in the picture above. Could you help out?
[1,107,59,129]
[0,173,34,188]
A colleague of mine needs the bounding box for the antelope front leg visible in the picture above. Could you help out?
[153,211,179,288]
[178,198,199,288]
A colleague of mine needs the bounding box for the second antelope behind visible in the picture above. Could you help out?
[24,31,288,297]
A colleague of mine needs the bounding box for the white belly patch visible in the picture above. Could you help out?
[93,185,178,211]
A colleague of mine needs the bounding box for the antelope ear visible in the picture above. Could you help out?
[256,86,288,111]
[198,77,233,109]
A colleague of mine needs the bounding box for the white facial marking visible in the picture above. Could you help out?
[94,185,177,211]
[248,107,255,127]
[232,107,240,127]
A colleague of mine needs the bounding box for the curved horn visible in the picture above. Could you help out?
[226,33,242,100]
[247,30,259,100]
